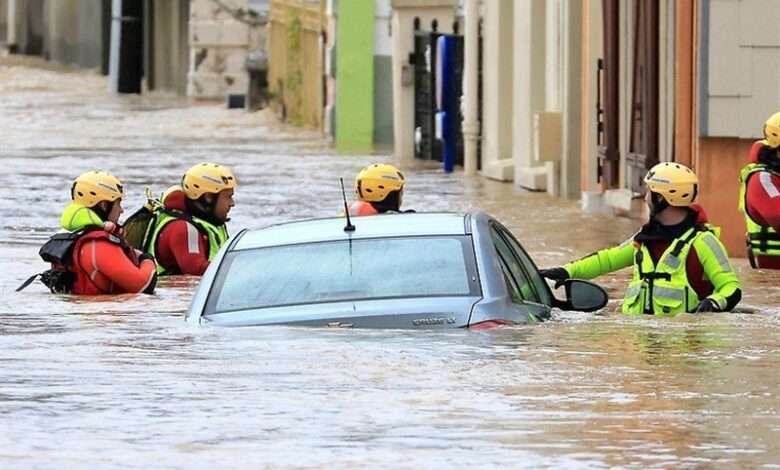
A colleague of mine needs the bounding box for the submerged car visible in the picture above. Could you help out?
[186,212,607,329]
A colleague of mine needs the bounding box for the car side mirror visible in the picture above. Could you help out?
[556,279,608,312]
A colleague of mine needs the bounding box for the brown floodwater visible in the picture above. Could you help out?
[1,54,778,469]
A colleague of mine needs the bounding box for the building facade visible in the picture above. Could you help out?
[389,0,779,256]
[1,0,268,100]
[269,0,395,151]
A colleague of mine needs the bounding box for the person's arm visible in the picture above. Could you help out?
[693,232,742,312]
[563,240,636,280]
[159,220,210,275]
[88,239,156,293]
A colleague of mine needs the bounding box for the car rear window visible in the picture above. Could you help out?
[205,236,480,314]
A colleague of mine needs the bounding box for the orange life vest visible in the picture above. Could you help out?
[56,230,139,295]
[347,201,379,216]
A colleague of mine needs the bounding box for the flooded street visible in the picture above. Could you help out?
[1,56,778,469]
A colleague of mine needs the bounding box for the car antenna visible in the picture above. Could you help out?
[340,177,356,232]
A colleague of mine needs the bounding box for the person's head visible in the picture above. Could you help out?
[643,162,698,220]
[181,162,237,223]
[71,171,125,223]
[354,163,405,212]
[763,111,780,149]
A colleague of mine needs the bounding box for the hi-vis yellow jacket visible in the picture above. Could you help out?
[563,225,741,316]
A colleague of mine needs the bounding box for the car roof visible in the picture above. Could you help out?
[232,212,477,251]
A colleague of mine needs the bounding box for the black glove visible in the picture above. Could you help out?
[539,267,569,288]
[138,253,155,264]
[694,298,721,313]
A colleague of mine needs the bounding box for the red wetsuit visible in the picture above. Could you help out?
[155,190,211,276]
[745,142,780,269]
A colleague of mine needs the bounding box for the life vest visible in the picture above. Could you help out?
[622,225,714,316]
[739,163,780,265]
[143,209,229,275]
[29,229,138,295]
[348,201,380,216]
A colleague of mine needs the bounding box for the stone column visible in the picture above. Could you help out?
[461,0,479,175]
[479,0,514,180]
[7,0,18,53]
[512,0,547,189]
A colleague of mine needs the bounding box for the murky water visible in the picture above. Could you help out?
[1,55,778,469]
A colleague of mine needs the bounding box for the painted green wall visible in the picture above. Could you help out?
[335,0,374,152]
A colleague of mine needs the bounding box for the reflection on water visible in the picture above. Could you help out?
[1,55,778,468]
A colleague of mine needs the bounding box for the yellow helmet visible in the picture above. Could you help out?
[71,171,125,207]
[763,111,780,148]
[181,162,237,200]
[354,164,405,202]
[643,162,699,207]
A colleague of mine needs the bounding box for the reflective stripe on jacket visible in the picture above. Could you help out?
[564,225,741,316]
[739,163,780,259]
[144,210,229,275]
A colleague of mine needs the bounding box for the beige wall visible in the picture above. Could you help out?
[189,0,267,99]
[704,0,780,139]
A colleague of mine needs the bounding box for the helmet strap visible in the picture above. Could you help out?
[188,193,225,225]
[649,192,669,220]
[91,201,111,223]
[372,190,401,213]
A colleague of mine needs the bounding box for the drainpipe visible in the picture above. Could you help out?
[462,0,479,175]
[7,0,18,53]
[109,0,122,93]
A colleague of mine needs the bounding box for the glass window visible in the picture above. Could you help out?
[496,255,524,304]
[490,227,540,304]
[495,225,553,306]
[206,236,479,314]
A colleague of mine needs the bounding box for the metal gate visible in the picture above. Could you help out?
[411,19,472,168]
[412,18,442,161]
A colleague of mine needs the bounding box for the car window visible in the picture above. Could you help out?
[496,255,524,304]
[490,227,541,304]
[205,236,480,314]
[494,225,553,306]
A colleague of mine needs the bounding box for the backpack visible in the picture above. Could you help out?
[123,187,162,251]
[17,230,86,293]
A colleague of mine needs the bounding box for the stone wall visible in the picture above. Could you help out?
[188,0,267,99]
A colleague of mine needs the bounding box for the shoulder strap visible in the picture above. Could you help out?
[669,225,707,258]
[15,273,41,292]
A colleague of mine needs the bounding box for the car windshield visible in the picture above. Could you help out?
[206,236,479,314]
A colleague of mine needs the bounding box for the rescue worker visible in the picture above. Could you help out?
[143,162,236,276]
[38,171,157,295]
[347,163,411,216]
[739,111,780,269]
[540,162,742,316]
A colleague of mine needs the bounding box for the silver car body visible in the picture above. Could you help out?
[187,212,555,328]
